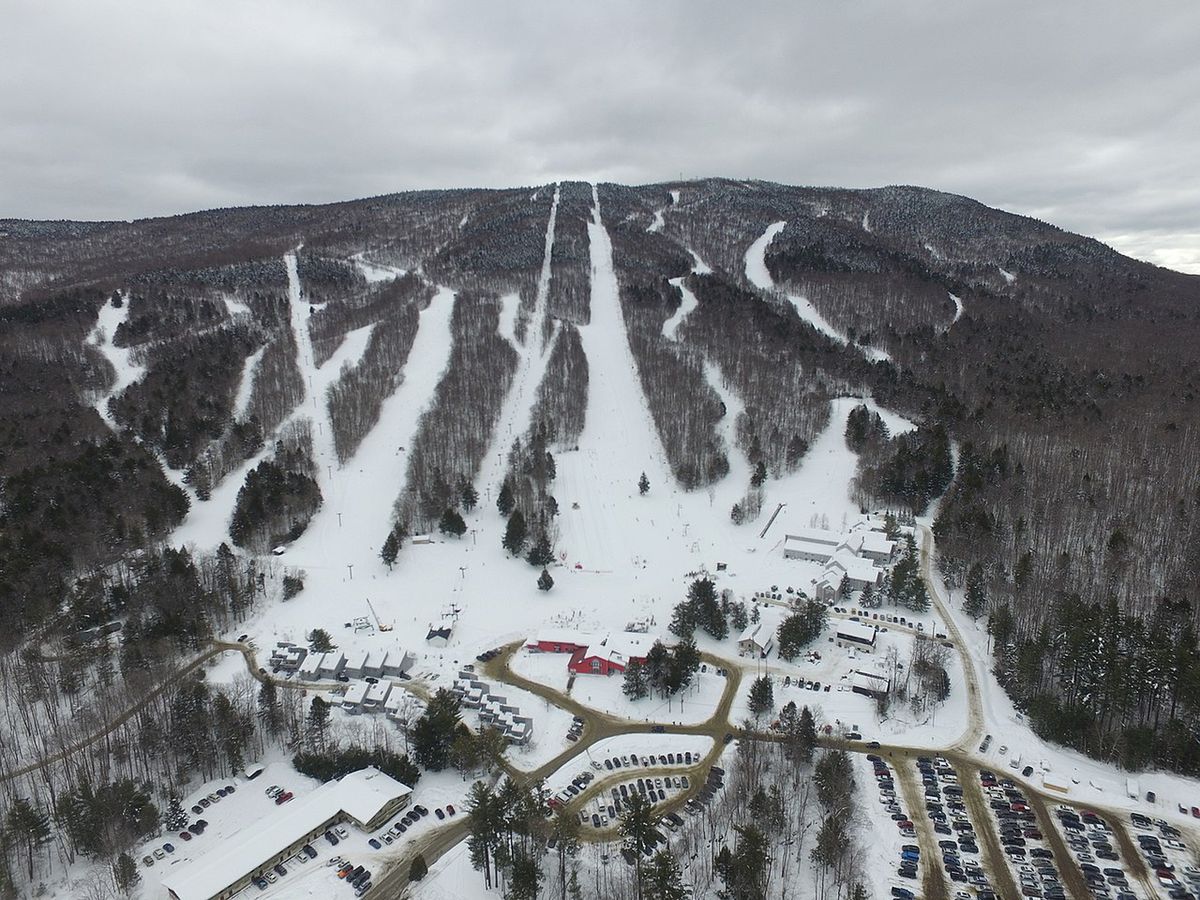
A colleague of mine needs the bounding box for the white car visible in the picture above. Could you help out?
[335,826,349,839]
[264,871,277,883]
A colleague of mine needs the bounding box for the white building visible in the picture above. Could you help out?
[782,528,844,563]
[342,649,370,679]
[298,652,325,681]
[426,625,452,647]
[341,680,371,712]
[162,768,411,900]
[826,550,883,592]
[736,606,789,658]
[835,621,878,649]
[318,652,345,678]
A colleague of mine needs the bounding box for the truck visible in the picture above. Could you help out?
[1009,753,1021,770]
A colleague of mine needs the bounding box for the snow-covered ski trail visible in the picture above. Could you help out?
[474,186,562,498]
[746,221,891,364]
[171,252,376,549]
[948,292,964,327]
[766,397,915,539]
[352,251,406,284]
[232,345,267,421]
[87,294,143,428]
[554,186,676,574]
[288,286,457,576]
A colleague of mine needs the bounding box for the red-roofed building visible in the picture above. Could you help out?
[567,632,656,676]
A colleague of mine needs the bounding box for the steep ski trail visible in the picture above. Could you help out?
[746,221,891,364]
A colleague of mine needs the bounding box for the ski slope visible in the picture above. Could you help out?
[746,221,890,364]
[553,186,677,574]
[474,186,561,497]
[87,294,143,428]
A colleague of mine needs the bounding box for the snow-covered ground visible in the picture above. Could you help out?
[948,292,964,326]
[745,221,890,364]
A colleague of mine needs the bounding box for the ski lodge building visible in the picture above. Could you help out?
[161,767,411,900]
[568,632,657,676]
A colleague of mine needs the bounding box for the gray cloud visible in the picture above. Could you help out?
[1,0,1197,272]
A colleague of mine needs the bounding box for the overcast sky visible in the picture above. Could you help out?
[2,1,1198,272]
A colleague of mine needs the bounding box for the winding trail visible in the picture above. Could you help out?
[745,221,890,364]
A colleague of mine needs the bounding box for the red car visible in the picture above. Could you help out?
[276,791,294,805]
[178,832,192,842]
[1192,806,1200,818]
[446,804,456,816]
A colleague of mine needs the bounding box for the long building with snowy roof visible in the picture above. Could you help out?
[161,767,411,900]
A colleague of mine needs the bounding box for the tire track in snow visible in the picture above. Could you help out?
[746,221,891,364]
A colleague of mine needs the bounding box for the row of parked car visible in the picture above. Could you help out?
[265,784,294,805]
[192,784,237,814]
[251,843,319,890]
[918,756,995,895]
[978,771,1061,899]
[1128,810,1197,899]
[369,804,437,847]
[1055,806,1143,899]
[326,856,372,896]
[868,754,917,885]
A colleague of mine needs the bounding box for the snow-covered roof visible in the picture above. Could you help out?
[737,606,788,648]
[836,620,878,644]
[786,527,843,546]
[343,648,369,670]
[365,681,391,704]
[857,530,895,556]
[851,669,889,692]
[594,631,657,663]
[162,768,411,900]
[529,628,595,648]
[343,680,370,706]
[826,550,880,583]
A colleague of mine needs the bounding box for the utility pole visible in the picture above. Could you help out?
[347,564,354,581]
[337,512,343,528]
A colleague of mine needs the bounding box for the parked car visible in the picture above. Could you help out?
[435,808,446,820]
[276,791,294,804]
[446,804,456,816]
[142,855,154,867]
[274,863,287,876]
[368,838,381,849]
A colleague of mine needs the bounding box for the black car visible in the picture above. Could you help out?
[274,863,287,876]
[324,830,339,845]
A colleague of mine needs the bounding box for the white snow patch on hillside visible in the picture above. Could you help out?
[998,265,1017,284]
[689,250,711,275]
[862,211,872,233]
[87,294,144,427]
[661,277,697,340]
[495,291,520,351]
[223,295,252,317]
[746,222,891,364]
[670,189,680,204]
[647,207,665,233]
[948,291,964,326]
[352,252,406,283]
[232,345,267,420]
[702,360,750,511]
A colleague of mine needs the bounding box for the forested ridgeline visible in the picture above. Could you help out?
[546,180,593,325]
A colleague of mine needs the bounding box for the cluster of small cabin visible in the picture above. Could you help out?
[268,642,415,682]
[450,670,533,744]
[525,629,659,676]
[783,519,897,601]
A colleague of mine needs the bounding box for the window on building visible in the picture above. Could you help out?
[591,659,600,672]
